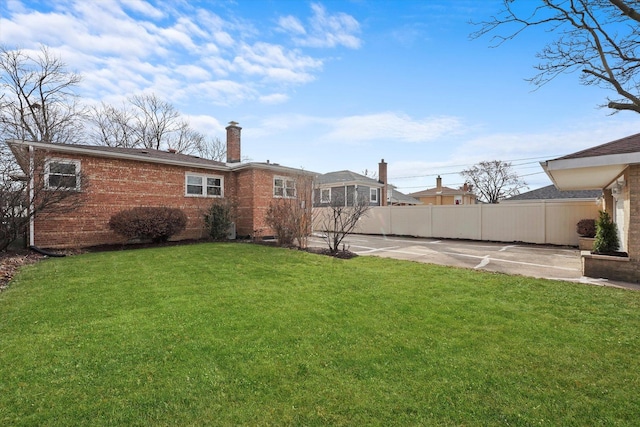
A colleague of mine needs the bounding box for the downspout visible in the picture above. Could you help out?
[28,144,35,247]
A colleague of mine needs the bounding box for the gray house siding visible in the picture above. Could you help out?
[314,185,380,207]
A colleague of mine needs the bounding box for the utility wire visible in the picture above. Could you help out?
[389,155,558,181]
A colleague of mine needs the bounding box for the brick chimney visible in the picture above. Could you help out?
[378,159,387,206]
[226,121,241,163]
[436,175,442,192]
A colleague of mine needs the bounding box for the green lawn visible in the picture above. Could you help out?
[1,243,639,426]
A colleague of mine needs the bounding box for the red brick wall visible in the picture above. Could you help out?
[31,150,313,248]
[233,167,313,239]
[34,153,230,249]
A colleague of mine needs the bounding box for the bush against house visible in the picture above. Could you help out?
[592,210,619,254]
[109,207,187,243]
[265,174,313,248]
[204,199,234,240]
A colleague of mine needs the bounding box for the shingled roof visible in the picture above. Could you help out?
[504,185,601,201]
[316,170,383,187]
[7,139,227,171]
[557,133,640,160]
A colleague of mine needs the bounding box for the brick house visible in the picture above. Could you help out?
[6,122,315,249]
[541,133,640,283]
[408,176,476,205]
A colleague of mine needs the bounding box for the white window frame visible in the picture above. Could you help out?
[320,188,331,203]
[45,158,81,191]
[370,188,378,203]
[454,195,462,205]
[274,176,296,198]
[185,172,224,197]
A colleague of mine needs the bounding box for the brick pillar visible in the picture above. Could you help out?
[627,164,640,261]
[226,121,242,163]
[378,159,387,206]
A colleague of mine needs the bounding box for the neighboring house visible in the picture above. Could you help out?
[541,133,640,283]
[387,185,422,206]
[6,122,315,249]
[408,176,476,205]
[314,159,389,207]
[502,184,602,203]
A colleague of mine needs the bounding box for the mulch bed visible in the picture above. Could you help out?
[0,250,45,292]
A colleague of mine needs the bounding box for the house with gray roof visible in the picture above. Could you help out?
[313,159,420,207]
[313,169,385,207]
[6,122,316,249]
[502,185,602,203]
[313,159,387,207]
[541,132,640,283]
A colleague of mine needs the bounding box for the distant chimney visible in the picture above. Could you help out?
[463,182,469,192]
[226,121,241,163]
[436,175,442,191]
[378,159,388,206]
[168,148,177,154]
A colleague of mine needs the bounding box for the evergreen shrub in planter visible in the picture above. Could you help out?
[592,210,624,256]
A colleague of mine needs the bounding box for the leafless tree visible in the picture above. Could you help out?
[87,102,138,148]
[0,46,88,250]
[1,142,88,251]
[265,174,314,248]
[194,136,227,162]
[129,93,181,150]
[0,46,85,143]
[361,168,378,180]
[472,0,640,114]
[314,191,371,253]
[460,160,527,204]
[88,94,226,160]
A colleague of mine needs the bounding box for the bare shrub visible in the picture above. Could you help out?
[109,207,187,243]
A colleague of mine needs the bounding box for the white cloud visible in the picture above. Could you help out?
[259,93,290,104]
[121,0,164,20]
[278,15,306,35]
[232,42,322,83]
[326,112,465,143]
[1,1,358,113]
[184,114,225,136]
[279,3,361,49]
[175,64,211,81]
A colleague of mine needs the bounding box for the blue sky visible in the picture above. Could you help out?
[2,0,640,193]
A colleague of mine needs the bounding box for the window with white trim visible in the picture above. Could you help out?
[320,188,331,203]
[185,173,223,197]
[274,176,296,198]
[45,159,80,190]
[370,188,378,203]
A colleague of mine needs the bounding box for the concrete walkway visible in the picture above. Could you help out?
[309,234,640,291]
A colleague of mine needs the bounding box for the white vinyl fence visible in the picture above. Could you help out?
[314,201,600,246]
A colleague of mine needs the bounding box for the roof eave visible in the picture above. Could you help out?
[541,155,631,190]
[6,139,229,172]
[228,161,317,176]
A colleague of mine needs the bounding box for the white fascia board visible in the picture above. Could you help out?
[544,152,640,171]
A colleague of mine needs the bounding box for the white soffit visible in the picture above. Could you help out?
[541,151,640,190]
[543,164,627,190]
